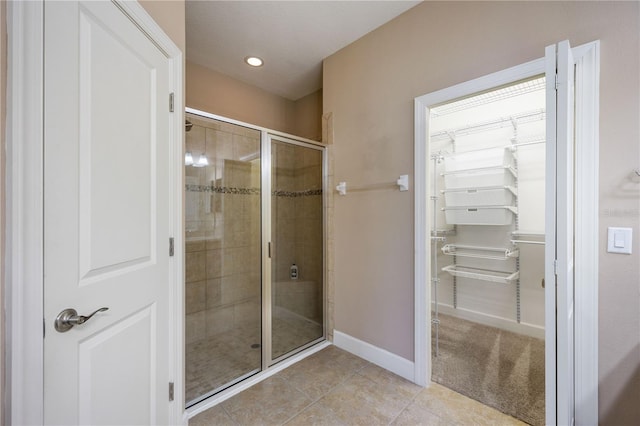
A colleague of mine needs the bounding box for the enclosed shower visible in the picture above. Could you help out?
[184,110,325,407]
[428,77,546,425]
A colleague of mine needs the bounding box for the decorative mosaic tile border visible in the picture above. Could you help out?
[186,185,322,197]
[272,189,323,197]
[185,184,260,195]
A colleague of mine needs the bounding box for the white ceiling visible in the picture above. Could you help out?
[186,1,421,101]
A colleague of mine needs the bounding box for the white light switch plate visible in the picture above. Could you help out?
[607,227,632,254]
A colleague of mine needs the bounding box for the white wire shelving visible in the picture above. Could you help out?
[442,265,520,285]
[441,244,519,260]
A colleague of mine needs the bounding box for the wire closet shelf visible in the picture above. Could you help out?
[441,244,519,260]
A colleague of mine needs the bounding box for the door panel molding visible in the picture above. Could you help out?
[78,305,157,424]
[6,1,184,424]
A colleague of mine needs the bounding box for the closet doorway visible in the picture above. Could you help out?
[184,109,326,409]
[414,40,599,425]
[428,77,546,425]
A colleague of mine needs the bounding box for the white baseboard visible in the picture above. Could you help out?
[333,330,415,383]
[435,304,545,340]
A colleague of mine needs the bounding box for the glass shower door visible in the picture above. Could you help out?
[270,138,324,361]
[185,114,262,406]
[184,111,327,406]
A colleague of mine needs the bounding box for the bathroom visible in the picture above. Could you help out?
[7,1,638,424]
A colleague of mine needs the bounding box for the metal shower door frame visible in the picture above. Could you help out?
[184,107,329,417]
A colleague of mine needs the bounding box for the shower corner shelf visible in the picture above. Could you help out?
[442,264,519,284]
[441,244,519,260]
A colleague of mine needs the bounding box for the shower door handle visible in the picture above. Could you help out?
[54,307,109,332]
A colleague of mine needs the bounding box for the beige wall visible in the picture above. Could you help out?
[139,0,186,52]
[294,89,323,141]
[187,61,296,135]
[323,1,639,424]
[187,61,322,141]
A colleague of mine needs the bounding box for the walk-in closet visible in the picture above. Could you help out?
[428,77,546,425]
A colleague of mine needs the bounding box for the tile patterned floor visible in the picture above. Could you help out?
[189,345,526,425]
[186,311,322,404]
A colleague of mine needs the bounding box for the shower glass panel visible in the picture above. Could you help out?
[270,139,324,360]
[185,114,262,406]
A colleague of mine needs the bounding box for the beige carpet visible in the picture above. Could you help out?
[431,313,545,426]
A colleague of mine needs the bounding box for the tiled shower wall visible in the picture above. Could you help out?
[185,117,261,345]
[272,142,324,323]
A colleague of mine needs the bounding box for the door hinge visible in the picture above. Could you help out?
[268,242,272,258]
[555,74,559,91]
[169,92,174,112]
[169,382,174,401]
[554,259,558,275]
[169,237,174,257]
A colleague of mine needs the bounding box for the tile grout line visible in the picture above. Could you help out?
[190,346,522,426]
[280,357,369,425]
[219,399,239,425]
[279,373,321,426]
[386,385,458,426]
[383,378,424,425]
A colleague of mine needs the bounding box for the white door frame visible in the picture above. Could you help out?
[5,1,184,424]
[413,41,599,424]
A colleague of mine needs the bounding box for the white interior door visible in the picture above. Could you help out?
[43,1,175,424]
[545,40,576,426]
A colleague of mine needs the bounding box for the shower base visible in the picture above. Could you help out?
[186,310,322,405]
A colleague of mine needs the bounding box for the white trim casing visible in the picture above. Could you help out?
[413,96,428,387]
[173,112,186,417]
[6,1,185,423]
[573,41,600,426]
[167,37,185,426]
[6,2,44,424]
[333,330,414,382]
[544,43,559,426]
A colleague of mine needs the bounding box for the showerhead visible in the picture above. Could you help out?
[185,119,193,132]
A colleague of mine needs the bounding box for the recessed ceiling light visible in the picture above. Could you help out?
[245,56,264,67]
